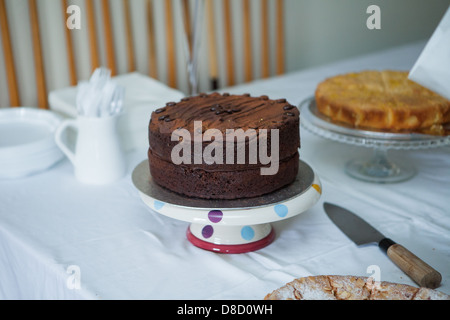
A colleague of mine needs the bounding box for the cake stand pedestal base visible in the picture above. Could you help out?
[345,148,417,183]
[186,224,276,254]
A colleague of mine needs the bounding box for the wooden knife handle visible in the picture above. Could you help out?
[386,243,442,289]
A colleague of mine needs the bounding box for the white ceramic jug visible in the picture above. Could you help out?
[54,114,127,184]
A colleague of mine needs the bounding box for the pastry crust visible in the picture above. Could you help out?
[315,70,450,135]
[264,275,450,300]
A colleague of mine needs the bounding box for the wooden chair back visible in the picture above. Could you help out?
[0,0,285,109]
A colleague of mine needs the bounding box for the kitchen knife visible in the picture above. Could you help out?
[323,202,442,289]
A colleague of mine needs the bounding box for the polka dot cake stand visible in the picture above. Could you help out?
[132,159,322,254]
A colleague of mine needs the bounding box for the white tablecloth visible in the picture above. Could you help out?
[1,41,449,300]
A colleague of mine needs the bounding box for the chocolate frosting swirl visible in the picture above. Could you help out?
[149,92,299,135]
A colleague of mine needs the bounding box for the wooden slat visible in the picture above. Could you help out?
[276,0,284,75]
[0,0,20,106]
[205,0,218,90]
[243,0,252,82]
[62,0,77,86]
[165,0,176,88]
[146,0,158,79]
[29,0,47,109]
[101,0,116,75]
[86,0,100,72]
[223,0,234,86]
[123,0,135,72]
[261,0,269,79]
[182,0,192,55]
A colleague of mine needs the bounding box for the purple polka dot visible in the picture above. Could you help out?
[202,225,214,239]
[208,210,223,223]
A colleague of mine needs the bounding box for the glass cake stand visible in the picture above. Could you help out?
[132,159,321,254]
[300,97,450,183]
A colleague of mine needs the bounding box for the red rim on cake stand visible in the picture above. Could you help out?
[132,159,322,254]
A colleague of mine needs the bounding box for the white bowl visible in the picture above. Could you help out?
[0,108,64,178]
[0,146,63,179]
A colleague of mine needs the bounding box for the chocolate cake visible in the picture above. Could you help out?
[148,92,300,199]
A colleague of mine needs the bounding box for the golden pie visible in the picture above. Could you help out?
[264,275,450,300]
[315,70,450,135]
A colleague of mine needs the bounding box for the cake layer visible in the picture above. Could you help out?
[148,148,299,200]
[315,70,450,134]
[148,92,300,167]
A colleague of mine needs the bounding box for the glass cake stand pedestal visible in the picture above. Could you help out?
[132,160,321,254]
[300,97,450,183]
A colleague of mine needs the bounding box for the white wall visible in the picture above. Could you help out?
[0,0,449,108]
[284,0,449,71]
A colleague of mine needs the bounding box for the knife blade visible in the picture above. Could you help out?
[323,202,442,289]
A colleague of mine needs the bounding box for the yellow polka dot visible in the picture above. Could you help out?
[312,184,322,194]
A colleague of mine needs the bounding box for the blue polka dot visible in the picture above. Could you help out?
[241,226,255,241]
[274,204,288,217]
[154,200,165,210]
